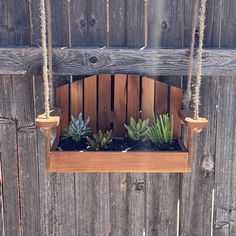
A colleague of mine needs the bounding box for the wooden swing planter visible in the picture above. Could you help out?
[36,110,207,173]
[36,78,208,173]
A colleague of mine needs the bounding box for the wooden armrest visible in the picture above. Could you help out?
[178,109,208,129]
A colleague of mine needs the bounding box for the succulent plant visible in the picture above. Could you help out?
[146,114,173,145]
[124,117,149,141]
[87,130,113,151]
[63,113,91,142]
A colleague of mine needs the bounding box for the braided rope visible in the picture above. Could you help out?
[40,0,50,118]
[193,0,207,119]
[183,0,199,108]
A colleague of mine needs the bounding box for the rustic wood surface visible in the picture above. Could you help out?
[0,0,235,235]
[2,47,236,76]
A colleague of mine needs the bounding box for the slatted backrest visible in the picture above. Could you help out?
[56,74,182,138]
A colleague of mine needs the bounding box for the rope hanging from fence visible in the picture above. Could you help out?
[193,0,207,119]
[39,0,53,119]
[184,0,207,120]
[183,0,199,109]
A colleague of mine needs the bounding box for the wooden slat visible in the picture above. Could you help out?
[18,128,39,236]
[48,151,190,172]
[155,80,168,115]
[98,74,111,131]
[56,84,69,134]
[70,80,83,118]
[2,47,236,76]
[146,0,184,235]
[141,77,154,120]
[84,75,97,133]
[12,76,35,128]
[180,0,217,235]
[113,74,127,137]
[71,1,110,235]
[0,120,20,236]
[127,75,141,120]
[170,86,182,138]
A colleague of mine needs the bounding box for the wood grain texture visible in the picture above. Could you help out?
[56,84,69,134]
[98,74,111,131]
[84,75,97,133]
[48,151,190,172]
[170,86,182,138]
[214,0,236,234]
[180,1,218,234]
[71,0,107,46]
[155,80,168,115]
[113,74,127,137]
[141,77,154,120]
[0,119,20,236]
[70,80,83,118]
[146,0,184,235]
[2,47,236,76]
[18,127,40,236]
[127,75,141,120]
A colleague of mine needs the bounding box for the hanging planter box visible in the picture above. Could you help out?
[36,75,208,173]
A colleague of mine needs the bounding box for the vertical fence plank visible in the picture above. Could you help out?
[109,1,129,235]
[113,74,127,137]
[109,0,145,235]
[127,75,141,120]
[180,0,218,235]
[70,80,83,118]
[214,0,236,235]
[18,128,40,236]
[98,74,111,132]
[0,120,20,236]
[56,84,69,134]
[146,0,184,235]
[71,1,110,235]
[155,81,168,115]
[141,77,154,120]
[84,75,97,133]
[170,86,182,138]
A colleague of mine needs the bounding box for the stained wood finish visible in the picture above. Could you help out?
[48,151,190,173]
[84,75,97,133]
[170,86,183,138]
[98,74,111,131]
[70,80,83,118]
[141,77,154,121]
[56,84,69,134]
[2,47,236,76]
[113,74,127,137]
[127,75,141,120]
[155,80,168,114]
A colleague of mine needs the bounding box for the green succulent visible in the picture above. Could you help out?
[63,113,91,142]
[147,114,173,145]
[87,130,113,151]
[124,117,149,141]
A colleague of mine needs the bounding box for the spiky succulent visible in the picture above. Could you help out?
[87,130,113,151]
[146,114,173,145]
[63,113,91,142]
[124,117,149,141]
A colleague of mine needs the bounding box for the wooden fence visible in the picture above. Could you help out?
[0,0,236,235]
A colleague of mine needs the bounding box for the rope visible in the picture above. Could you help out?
[40,0,50,118]
[46,0,54,109]
[193,0,207,119]
[183,0,199,108]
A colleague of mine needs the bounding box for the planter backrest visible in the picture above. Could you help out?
[56,74,183,138]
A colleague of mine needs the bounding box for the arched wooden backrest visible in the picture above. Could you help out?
[56,74,183,138]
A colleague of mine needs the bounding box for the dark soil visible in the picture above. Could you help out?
[57,137,182,152]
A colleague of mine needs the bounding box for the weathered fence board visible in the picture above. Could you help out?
[2,47,236,76]
[0,119,20,236]
[0,0,236,235]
